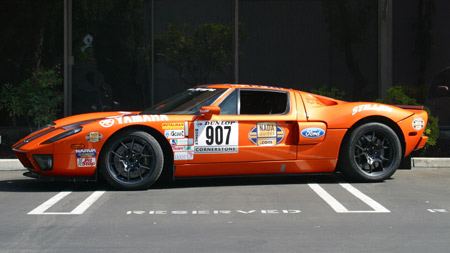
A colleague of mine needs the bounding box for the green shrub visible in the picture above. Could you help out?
[0,83,27,120]
[377,86,439,147]
[310,84,346,100]
[0,67,62,129]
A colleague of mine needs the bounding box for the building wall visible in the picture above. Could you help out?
[1,0,449,130]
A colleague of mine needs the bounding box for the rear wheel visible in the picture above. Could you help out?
[339,122,402,182]
[100,130,164,190]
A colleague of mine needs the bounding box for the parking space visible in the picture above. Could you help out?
[1,168,450,252]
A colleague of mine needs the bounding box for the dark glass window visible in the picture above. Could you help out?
[141,88,227,115]
[240,90,288,115]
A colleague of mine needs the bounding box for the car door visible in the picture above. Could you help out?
[189,89,298,166]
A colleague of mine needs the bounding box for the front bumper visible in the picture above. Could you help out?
[23,170,97,182]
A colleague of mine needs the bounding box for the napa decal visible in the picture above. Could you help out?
[76,149,97,167]
[352,104,393,116]
[248,122,285,146]
[99,115,169,128]
[301,128,326,139]
[75,149,97,158]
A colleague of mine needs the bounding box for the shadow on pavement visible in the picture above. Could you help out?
[0,171,351,193]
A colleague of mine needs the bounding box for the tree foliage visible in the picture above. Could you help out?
[155,23,245,86]
[376,86,439,146]
[0,68,63,129]
[310,84,346,100]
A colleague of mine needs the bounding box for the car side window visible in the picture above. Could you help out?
[218,90,238,115]
[239,90,288,115]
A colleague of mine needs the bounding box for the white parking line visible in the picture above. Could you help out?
[28,191,72,215]
[28,190,106,215]
[308,183,390,213]
[308,183,348,213]
[339,183,390,213]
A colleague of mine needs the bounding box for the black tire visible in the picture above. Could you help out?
[100,130,164,190]
[339,122,402,182]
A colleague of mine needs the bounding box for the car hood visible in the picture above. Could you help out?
[53,111,137,128]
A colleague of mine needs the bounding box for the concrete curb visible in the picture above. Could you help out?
[0,158,448,171]
[0,159,26,171]
[412,157,450,168]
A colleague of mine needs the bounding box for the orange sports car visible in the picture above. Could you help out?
[12,84,428,190]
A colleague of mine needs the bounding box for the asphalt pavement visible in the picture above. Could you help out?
[1,167,450,252]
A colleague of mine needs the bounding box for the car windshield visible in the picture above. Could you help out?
[140,88,227,115]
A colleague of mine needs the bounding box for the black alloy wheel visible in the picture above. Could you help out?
[339,122,402,182]
[100,131,163,190]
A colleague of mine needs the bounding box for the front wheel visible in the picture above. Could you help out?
[100,130,164,190]
[338,122,402,182]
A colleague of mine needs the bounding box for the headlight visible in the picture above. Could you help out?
[33,154,53,171]
[41,127,83,144]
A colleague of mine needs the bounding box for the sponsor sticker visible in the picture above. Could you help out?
[86,132,103,143]
[165,130,185,139]
[352,104,393,116]
[194,121,238,154]
[99,115,169,127]
[412,117,425,130]
[162,123,184,130]
[77,158,96,167]
[172,146,193,152]
[194,146,238,153]
[301,127,326,139]
[76,149,97,158]
[99,119,114,128]
[170,138,193,146]
[174,151,194,160]
[248,122,285,146]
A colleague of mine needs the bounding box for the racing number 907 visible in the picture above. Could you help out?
[205,126,231,145]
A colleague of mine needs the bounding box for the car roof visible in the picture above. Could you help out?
[198,84,295,92]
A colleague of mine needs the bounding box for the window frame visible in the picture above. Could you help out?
[217,88,291,116]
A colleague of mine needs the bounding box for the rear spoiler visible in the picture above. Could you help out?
[393,105,424,110]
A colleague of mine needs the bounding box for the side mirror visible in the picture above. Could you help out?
[200,106,221,120]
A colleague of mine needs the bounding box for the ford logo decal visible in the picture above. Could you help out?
[301,127,326,138]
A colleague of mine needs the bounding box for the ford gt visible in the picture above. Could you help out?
[12,84,429,190]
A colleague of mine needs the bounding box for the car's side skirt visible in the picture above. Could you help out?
[174,159,337,178]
